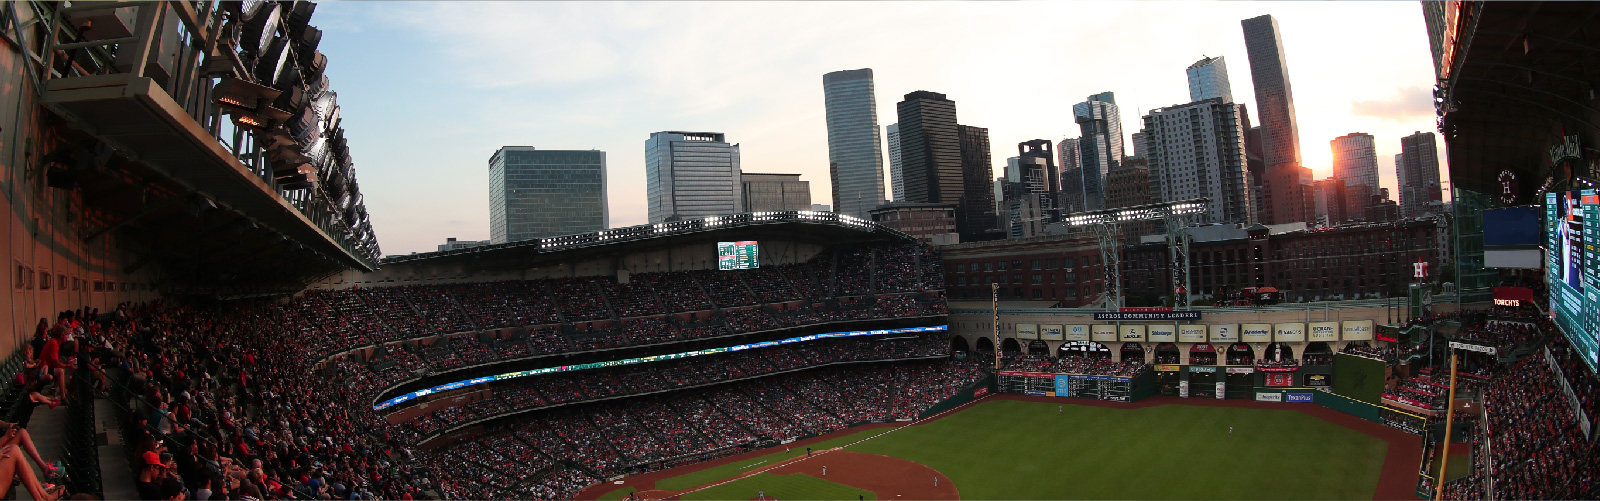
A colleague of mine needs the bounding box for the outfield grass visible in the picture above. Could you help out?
[845,399,1389,500]
[680,473,877,501]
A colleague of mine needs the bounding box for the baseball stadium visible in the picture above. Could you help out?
[2,1,1598,501]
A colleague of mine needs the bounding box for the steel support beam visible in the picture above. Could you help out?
[1091,222,1123,310]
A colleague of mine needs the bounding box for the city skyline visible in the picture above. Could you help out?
[313,2,1446,254]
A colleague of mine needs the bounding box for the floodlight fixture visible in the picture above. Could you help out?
[213,77,281,113]
[239,4,282,56]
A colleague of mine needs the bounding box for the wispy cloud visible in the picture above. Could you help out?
[1350,86,1433,121]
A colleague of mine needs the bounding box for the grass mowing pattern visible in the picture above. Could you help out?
[845,400,1388,500]
[681,473,877,501]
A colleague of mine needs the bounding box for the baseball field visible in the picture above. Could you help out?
[581,395,1420,500]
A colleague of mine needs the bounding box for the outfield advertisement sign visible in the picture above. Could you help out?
[1120,325,1146,342]
[1154,365,1181,372]
[1286,392,1314,403]
[1241,324,1272,343]
[1188,366,1217,373]
[1309,322,1340,342]
[1209,324,1239,343]
[1256,393,1282,402]
[1215,382,1226,400]
[1147,324,1176,342]
[1055,375,1071,397]
[1306,374,1330,387]
[1091,325,1118,342]
[1342,320,1375,341]
[1450,341,1499,355]
[1017,323,1039,340]
[1065,325,1090,341]
[1179,380,1190,398]
[1041,325,1065,341]
[1226,367,1255,374]
[1092,311,1201,321]
[1180,324,1209,343]
[1273,323,1306,343]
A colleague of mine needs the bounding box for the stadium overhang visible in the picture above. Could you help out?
[381,211,918,270]
[1434,1,1600,200]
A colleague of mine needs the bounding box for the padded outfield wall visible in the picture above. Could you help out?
[1333,353,1387,404]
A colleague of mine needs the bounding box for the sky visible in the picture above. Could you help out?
[312,1,1447,256]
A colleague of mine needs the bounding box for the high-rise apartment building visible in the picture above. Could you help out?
[1398,131,1444,217]
[740,173,811,212]
[886,123,904,201]
[957,125,999,240]
[488,147,608,244]
[823,69,887,218]
[1243,14,1309,224]
[1140,97,1253,224]
[644,131,741,223]
[1073,92,1124,211]
[1056,137,1080,192]
[1186,55,1234,103]
[1331,132,1379,222]
[1104,157,1153,210]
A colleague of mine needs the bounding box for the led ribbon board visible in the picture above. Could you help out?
[373,324,949,410]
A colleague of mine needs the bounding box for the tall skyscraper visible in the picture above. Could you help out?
[740,173,811,212]
[957,125,998,240]
[1398,131,1444,217]
[1243,14,1308,224]
[896,91,962,205]
[1140,97,1253,224]
[1331,132,1379,222]
[488,147,608,244]
[1056,137,1080,191]
[886,123,904,202]
[823,69,886,218]
[1073,92,1124,211]
[1186,55,1234,103]
[644,131,741,223]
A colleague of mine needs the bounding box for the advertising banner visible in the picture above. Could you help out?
[1215,381,1226,400]
[1180,324,1209,343]
[973,386,989,398]
[1450,341,1499,355]
[1017,323,1039,340]
[1305,374,1330,387]
[1256,392,1282,402]
[1264,372,1294,387]
[1188,365,1217,373]
[1148,324,1176,342]
[1342,320,1375,341]
[1286,392,1314,403]
[1041,324,1064,341]
[1241,324,1272,343]
[1055,375,1071,398]
[1210,324,1240,343]
[1308,322,1340,342]
[1093,311,1202,321]
[1154,365,1181,372]
[1226,367,1255,374]
[1121,324,1146,342]
[1065,325,1091,341]
[1179,380,1190,398]
[1091,325,1118,342]
[1273,323,1306,343]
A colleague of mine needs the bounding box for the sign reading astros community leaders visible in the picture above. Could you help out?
[1093,311,1202,321]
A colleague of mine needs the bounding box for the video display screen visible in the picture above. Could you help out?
[1546,189,1600,373]
[718,241,760,270]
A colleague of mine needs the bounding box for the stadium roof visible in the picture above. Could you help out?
[1434,2,1600,198]
[382,211,917,267]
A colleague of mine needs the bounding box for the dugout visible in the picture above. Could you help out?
[1225,343,1255,365]
[1120,342,1145,363]
[1154,343,1181,364]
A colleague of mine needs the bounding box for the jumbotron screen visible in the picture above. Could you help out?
[717,241,759,270]
[1546,189,1600,373]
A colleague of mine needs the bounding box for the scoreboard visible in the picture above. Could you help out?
[998,372,1054,395]
[1546,190,1600,373]
[717,241,760,270]
[1065,375,1133,402]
